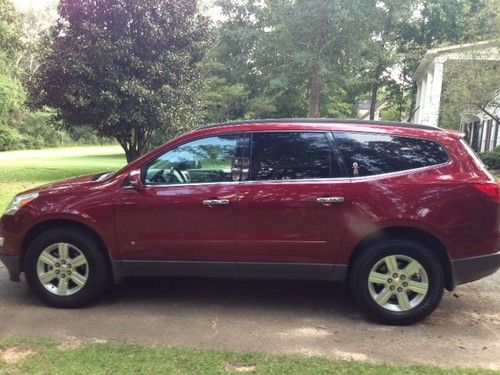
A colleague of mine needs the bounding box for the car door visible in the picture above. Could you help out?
[235,131,351,268]
[115,133,243,261]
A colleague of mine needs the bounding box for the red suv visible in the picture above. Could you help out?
[1,119,499,325]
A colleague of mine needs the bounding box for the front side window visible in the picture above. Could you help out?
[145,134,239,185]
[249,132,334,180]
[335,132,449,177]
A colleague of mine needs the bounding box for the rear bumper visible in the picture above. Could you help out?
[0,255,21,282]
[451,251,500,288]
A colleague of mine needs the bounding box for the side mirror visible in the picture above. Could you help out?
[128,170,144,190]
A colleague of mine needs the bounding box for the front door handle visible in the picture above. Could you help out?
[316,196,344,204]
[202,199,230,207]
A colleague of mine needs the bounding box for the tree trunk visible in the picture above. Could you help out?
[369,63,384,120]
[308,65,322,118]
[124,147,141,164]
[117,128,148,164]
[308,0,328,118]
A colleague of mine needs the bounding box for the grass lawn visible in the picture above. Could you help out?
[0,337,496,375]
[0,146,127,212]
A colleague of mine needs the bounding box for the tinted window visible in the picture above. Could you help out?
[250,132,334,180]
[335,132,448,177]
[146,135,239,185]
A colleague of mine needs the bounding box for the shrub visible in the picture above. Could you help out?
[480,145,500,170]
[0,124,24,151]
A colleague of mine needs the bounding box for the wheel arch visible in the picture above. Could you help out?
[347,226,454,291]
[20,219,113,278]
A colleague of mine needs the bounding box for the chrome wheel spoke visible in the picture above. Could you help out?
[38,252,57,267]
[57,278,68,295]
[71,255,87,268]
[70,272,87,287]
[58,243,69,260]
[39,270,57,284]
[396,292,411,311]
[403,260,421,277]
[406,280,428,295]
[384,256,399,273]
[375,287,393,305]
[368,271,388,284]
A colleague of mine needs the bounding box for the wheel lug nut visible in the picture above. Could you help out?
[55,270,60,274]
[397,287,403,292]
[401,275,406,280]
[67,270,72,275]
[67,264,72,269]
[61,260,66,265]
[403,282,408,287]
[61,274,66,278]
[387,278,392,284]
[393,273,398,278]
[390,286,395,290]
[55,263,60,268]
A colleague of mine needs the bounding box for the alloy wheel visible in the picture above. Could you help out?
[36,242,89,296]
[367,254,429,312]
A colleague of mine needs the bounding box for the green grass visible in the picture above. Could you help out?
[0,337,496,375]
[0,146,126,212]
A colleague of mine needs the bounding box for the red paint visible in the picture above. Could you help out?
[1,121,499,268]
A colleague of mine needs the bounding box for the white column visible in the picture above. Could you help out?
[414,81,422,123]
[420,69,434,125]
[428,59,445,127]
[416,77,427,124]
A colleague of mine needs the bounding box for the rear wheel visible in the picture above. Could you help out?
[350,239,444,325]
[24,228,108,308]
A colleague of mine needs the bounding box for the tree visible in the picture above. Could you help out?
[0,0,25,129]
[36,0,211,162]
[396,0,498,116]
[442,58,500,128]
[260,0,374,118]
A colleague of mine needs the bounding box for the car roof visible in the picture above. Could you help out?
[200,118,442,132]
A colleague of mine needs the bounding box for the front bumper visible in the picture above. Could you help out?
[451,251,500,288]
[0,254,21,282]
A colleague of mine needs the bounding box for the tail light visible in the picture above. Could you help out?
[472,183,499,203]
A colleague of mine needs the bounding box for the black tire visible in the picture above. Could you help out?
[350,239,444,325]
[24,227,108,308]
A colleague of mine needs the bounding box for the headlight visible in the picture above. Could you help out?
[4,192,39,215]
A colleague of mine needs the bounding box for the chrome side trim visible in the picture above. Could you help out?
[0,237,4,248]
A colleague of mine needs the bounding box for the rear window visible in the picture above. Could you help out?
[334,132,449,177]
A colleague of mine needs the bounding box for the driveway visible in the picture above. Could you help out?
[0,266,498,370]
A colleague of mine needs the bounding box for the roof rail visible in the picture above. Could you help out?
[199,118,442,131]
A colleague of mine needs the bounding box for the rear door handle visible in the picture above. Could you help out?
[316,196,344,204]
[202,199,230,207]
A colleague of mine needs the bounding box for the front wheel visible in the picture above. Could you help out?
[24,228,108,308]
[350,239,444,325]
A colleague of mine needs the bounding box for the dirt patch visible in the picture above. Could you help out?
[225,363,256,373]
[0,347,35,364]
[57,341,84,351]
[57,337,108,350]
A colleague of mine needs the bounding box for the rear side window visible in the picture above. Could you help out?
[334,132,449,177]
[249,132,335,180]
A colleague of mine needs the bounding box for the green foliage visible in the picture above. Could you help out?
[0,74,26,124]
[480,146,500,170]
[441,56,500,129]
[0,123,23,151]
[35,0,211,162]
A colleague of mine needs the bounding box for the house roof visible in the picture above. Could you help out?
[413,39,499,80]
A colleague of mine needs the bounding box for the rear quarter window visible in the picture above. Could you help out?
[334,132,449,177]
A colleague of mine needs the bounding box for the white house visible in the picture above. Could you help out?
[411,40,499,152]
